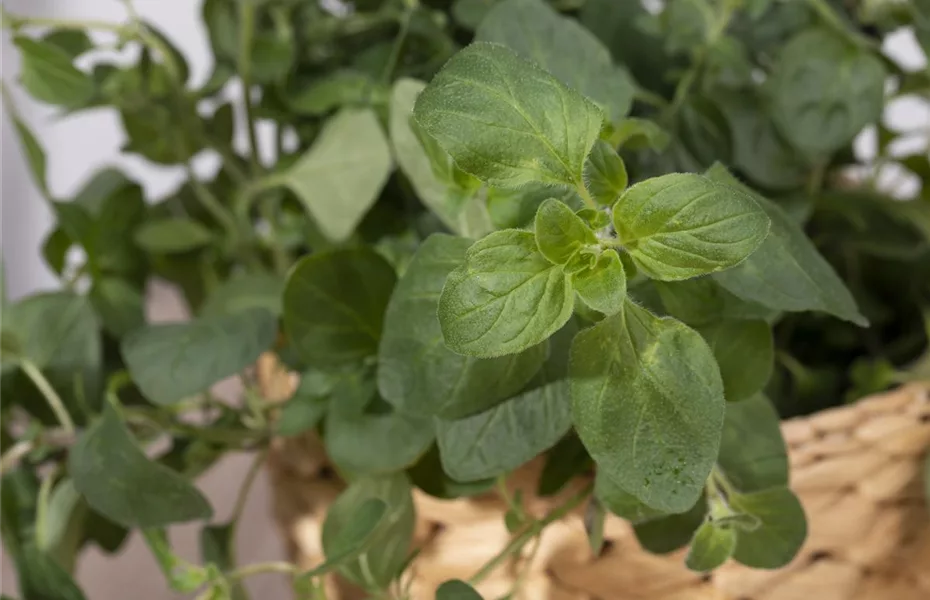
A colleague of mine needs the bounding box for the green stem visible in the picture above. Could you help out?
[35,467,59,548]
[238,0,261,169]
[184,163,240,243]
[0,440,33,475]
[228,561,299,581]
[234,173,289,221]
[469,483,593,585]
[576,181,597,209]
[804,0,876,49]
[21,359,75,435]
[3,13,125,33]
[380,6,415,85]
[231,450,267,526]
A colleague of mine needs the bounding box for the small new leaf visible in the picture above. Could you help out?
[413,42,603,189]
[535,198,597,265]
[584,140,628,205]
[14,37,95,108]
[133,218,214,254]
[572,250,627,316]
[438,230,574,357]
[612,173,770,281]
[69,405,213,528]
[571,300,725,512]
[686,521,736,572]
[730,487,807,569]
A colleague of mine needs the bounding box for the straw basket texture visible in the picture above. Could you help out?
[259,355,930,600]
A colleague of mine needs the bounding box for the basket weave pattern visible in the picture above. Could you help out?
[262,353,930,600]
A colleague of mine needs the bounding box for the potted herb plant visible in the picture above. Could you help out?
[1,0,928,599]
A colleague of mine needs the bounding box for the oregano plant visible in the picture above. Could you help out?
[1,0,928,599]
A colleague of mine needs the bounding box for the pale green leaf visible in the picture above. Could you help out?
[436,379,571,481]
[413,42,603,189]
[570,300,725,512]
[285,108,393,242]
[321,474,415,589]
[476,0,635,122]
[730,487,806,568]
[572,250,627,316]
[69,404,213,528]
[698,320,773,402]
[534,198,596,265]
[769,29,885,156]
[133,218,214,254]
[686,521,736,572]
[584,140,628,205]
[717,395,788,492]
[283,248,397,365]
[326,408,434,475]
[612,173,770,281]
[121,308,277,405]
[14,37,94,108]
[707,165,867,326]
[378,235,547,418]
[438,230,574,357]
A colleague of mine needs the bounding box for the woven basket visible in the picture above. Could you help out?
[260,355,930,600]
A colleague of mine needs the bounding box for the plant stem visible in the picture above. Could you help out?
[3,13,125,33]
[380,6,414,85]
[184,163,240,242]
[231,450,267,526]
[804,0,876,49]
[34,466,59,548]
[21,359,75,435]
[0,440,33,475]
[229,561,299,581]
[469,483,593,585]
[234,173,289,221]
[238,0,261,169]
[576,181,597,209]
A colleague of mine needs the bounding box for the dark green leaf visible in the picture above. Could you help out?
[413,42,603,189]
[199,272,285,318]
[706,165,867,326]
[134,218,214,254]
[436,379,572,481]
[121,308,278,405]
[321,474,415,589]
[379,235,546,419]
[534,198,597,266]
[594,470,666,523]
[730,487,806,568]
[654,277,777,327]
[17,545,87,600]
[285,108,393,242]
[476,0,634,122]
[325,408,434,475]
[573,250,627,316]
[612,173,770,281]
[42,30,93,59]
[436,579,483,600]
[717,395,788,492]
[69,404,213,528]
[698,320,773,402]
[284,248,396,365]
[686,521,736,572]
[304,498,386,578]
[2,91,48,195]
[14,36,95,108]
[585,140,628,205]
[288,70,375,116]
[633,497,707,554]
[438,230,574,357]
[571,300,725,512]
[769,29,885,156]
[89,278,145,337]
[609,118,671,152]
[408,445,495,500]
[537,434,592,497]
[275,374,329,437]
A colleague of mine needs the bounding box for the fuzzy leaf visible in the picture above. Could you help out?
[717,395,788,492]
[730,487,806,568]
[698,320,773,402]
[584,140,628,205]
[534,198,597,265]
[572,250,627,316]
[686,521,736,572]
[326,408,434,475]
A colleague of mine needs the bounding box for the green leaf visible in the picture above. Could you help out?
[654,277,777,327]
[143,528,210,593]
[633,496,707,554]
[706,165,867,326]
[436,379,571,481]
[609,118,671,151]
[611,173,770,281]
[717,395,788,492]
[570,300,725,513]
[389,79,487,237]
[36,479,85,573]
[573,250,627,316]
[698,320,773,402]
[121,308,278,405]
[325,408,434,475]
[69,404,213,528]
[595,470,665,524]
[134,218,214,254]
[288,70,375,116]
[42,30,93,59]
[413,42,603,189]
[584,498,607,555]
[439,230,574,357]
[476,0,634,123]
[200,523,247,600]
[284,248,396,365]
[14,37,94,108]
[436,579,484,600]
[89,277,145,337]
[534,198,597,265]
[275,375,329,438]
[408,445,495,500]
[321,474,415,590]
[199,272,285,318]
[769,28,885,156]
[730,487,806,568]
[329,365,379,417]
[17,545,87,600]
[686,521,736,572]
[285,108,393,242]
[303,498,386,578]
[378,234,547,418]
[584,140,628,205]
[1,88,49,196]
[487,184,580,230]
[537,434,592,497]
